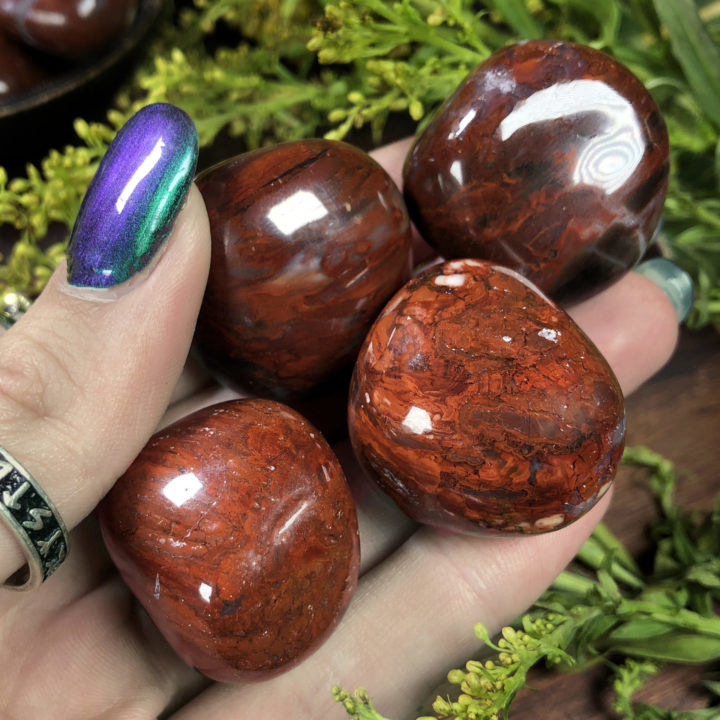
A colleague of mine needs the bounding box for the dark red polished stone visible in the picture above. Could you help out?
[0,34,48,102]
[0,0,137,57]
[194,138,412,398]
[348,259,625,535]
[98,399,359,682]
[403,40,669,301]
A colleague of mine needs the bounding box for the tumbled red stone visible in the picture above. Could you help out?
[98,399,359,682]
[0,34,47,102]
[194,138,412,398]
[348,259,625,535]
[0,0,138,57]
[403,40,669,301]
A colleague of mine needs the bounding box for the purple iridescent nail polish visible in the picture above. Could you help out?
[67,103,198,288]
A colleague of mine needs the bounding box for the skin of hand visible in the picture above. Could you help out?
[0,139,679,720]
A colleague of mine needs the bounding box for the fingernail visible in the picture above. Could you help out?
[635,257,694,322]
[66,103,198,289]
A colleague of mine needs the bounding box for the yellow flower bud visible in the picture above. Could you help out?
[461,671,483,694]
[328,109,348,123]
[409,99,424,120]
[427,8,444,26]
[433,697,453,715]
[347,91,366,104]
[318,48,337,64]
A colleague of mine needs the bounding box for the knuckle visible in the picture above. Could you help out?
[0,329,80,425]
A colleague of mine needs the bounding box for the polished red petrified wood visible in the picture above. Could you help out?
[99,399,360,682]
[194,138,412,398]
[348,259,625,535]
[403,40,669,301]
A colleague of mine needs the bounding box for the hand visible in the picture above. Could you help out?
[0,135,680,719]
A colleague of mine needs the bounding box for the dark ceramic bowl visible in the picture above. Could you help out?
[0,0,164,167]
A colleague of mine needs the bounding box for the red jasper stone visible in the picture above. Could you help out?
[0,34,48,102]
[348,259,625,535]
[194,139,412,398]
[98,399,359,682]
[0,0,137,57]
[403,40,669,301]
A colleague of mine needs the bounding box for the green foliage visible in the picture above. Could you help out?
[334,446,720,719]
[1,0,719,330]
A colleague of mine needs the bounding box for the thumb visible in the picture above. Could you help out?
[0,104,210,586]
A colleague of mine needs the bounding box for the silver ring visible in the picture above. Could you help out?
[0,291,31,329]
[0,446,69,591]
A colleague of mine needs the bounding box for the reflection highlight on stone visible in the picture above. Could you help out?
[277,499,311,537]
[402,406,433,435]
[267,189,329,235]
[448,108,476,140]
[449,159,464,185]
[499,80,644,195]
[198,581,213,603]
[162,472,202,507]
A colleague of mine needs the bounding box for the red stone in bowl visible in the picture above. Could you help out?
[0,34,48,102]
[0,0,138,57]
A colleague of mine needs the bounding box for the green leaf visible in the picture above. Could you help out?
[614,631,720,663]
[688,586,715,618]
[569,615,619,664]
[652,0,720,128]
[636,587,689,611]
[608,618,678,642]
[672,522,702,566]
[653,537,682,575]
[686,565,720,589]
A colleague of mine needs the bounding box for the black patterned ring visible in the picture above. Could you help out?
[0,447,70,591]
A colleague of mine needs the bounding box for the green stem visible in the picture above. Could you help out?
[361,0,485,63]
[577,531,644,590]
[551,570,598,596]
